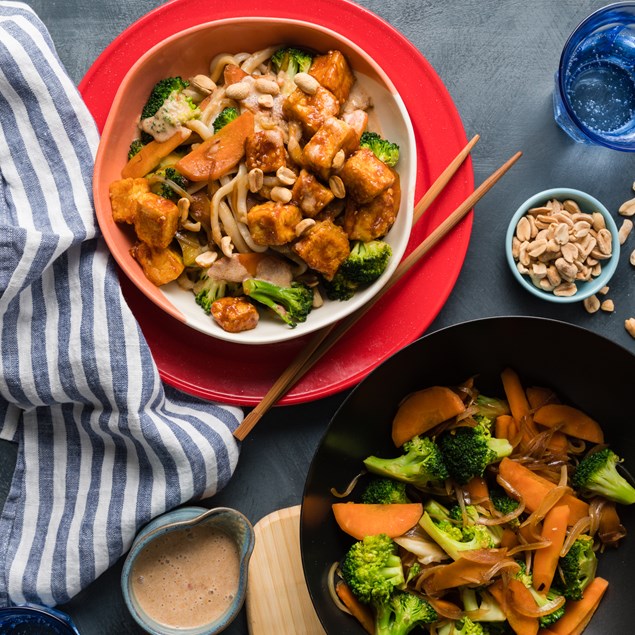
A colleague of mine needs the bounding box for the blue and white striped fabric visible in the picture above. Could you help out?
[0,2,242,607]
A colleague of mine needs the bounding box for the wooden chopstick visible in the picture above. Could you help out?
[413,133,480,225]
[233,139,514,442]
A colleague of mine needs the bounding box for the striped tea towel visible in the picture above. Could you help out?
[0,2,242,607]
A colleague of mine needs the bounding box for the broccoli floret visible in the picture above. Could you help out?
[341,534,405,605]
[419,500,497,560]
[557,535,598,601]
[405,562,421,584]
[360,131,400,167]
[438,425,513,485]
[363,435,449,489]
[193,269,228,314]
[321,270,359,301]
[339,240,392,285]
[473,394,510,421]
[460,588,507,623]
[490,489,521,527]
[438,617,486,635]
[511,561,566,627]
[535,588,566,629]
[323,240,392,301]
[242,278,312,327]
[270,47,313,78]
[362,478,410,505]
[140,77,198,141]
[448,504,503,547]
[127,138,145,159]
[513,559,534,589]
[375,590,438,635]
[141,76,190,120]
[150,167,190,201]
[213,106,239,133]
[572,448,635,505]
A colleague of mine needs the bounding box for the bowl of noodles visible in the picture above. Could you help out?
[93,17,416,345]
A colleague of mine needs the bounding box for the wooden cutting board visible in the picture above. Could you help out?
[246,505,327,635]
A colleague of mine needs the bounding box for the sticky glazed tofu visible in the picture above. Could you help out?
[108,45,403,333]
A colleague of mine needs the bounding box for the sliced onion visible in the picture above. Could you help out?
[326,562,351,615]
[426,596,464,621]
[477,498,525,526]
[147,174,193,202]
[520,465,569,529]
[456,549,509,565]
[507,540,550,557]
[482,558,523,581]
[456,404,479,422]
[330,470,365,498]
[510,589,566,618]
[560,516,592,557]
[495,473,524,505]
[588,497,605,537]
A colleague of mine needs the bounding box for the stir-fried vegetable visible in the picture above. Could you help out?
[329,368,631,634]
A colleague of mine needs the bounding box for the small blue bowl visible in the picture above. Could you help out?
[506,188,620,302]
[121,506,255,635]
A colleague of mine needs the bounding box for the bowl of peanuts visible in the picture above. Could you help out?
[93,17,417,344]
[506,188,620,303]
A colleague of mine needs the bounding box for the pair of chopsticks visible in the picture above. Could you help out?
[233,136,522,440]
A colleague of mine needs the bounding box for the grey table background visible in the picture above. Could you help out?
[1,0,634,632]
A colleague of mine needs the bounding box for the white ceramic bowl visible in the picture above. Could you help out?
[93,17,416,344]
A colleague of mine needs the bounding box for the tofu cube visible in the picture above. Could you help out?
[293,219,350,280]
[282,86,340,137]
[109,177,150,224]
[247,201,302,245]
[245,129,286,173]
[133,192,180,249]
[343,174,401,241]
[309,50,355,104]
[131,242,184,286]
[339,148,396,204]
[302,117,358,180]
[291,169,335,217]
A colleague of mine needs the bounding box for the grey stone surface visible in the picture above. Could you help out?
[2,1,634,633]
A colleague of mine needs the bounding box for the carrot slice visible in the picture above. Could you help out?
[500,527,519,549]
[224,63,249,85]
[540,577,608,635]
[533,404,604,444]
[121,128,192,179]
[466,476,490,505]
[235,252,268,277]
[490,578,539,635]
[176,110,254,181]
[498,458,589,525]
[496,414,518,443]
[500,368,539,448]
[423,557,510,594]
[533,504,570,592]
[526,386,558,410]
[331,503,423,540]
[391,386,466,447]
[335,580,374,634]
[501,368,531,422]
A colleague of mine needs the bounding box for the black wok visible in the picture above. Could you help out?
[301,316,635,634]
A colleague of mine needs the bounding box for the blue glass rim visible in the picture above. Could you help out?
[557,1,635,151]
[0,604,80,634]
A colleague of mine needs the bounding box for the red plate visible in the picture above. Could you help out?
[80,0,474,406]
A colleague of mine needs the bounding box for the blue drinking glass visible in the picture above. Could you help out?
[554,2,635,151]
